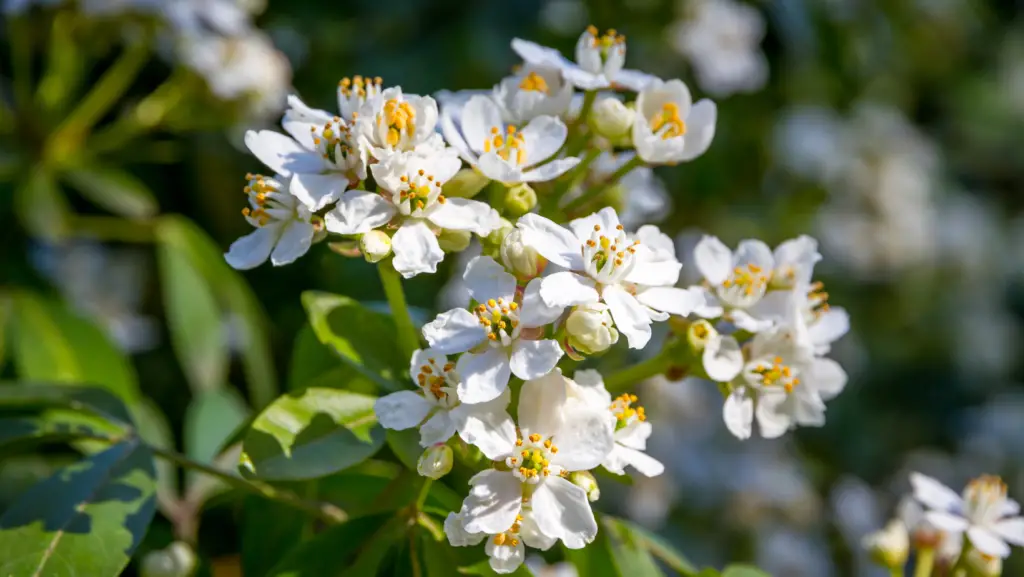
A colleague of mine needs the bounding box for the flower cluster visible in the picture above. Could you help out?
[223,26,851,574]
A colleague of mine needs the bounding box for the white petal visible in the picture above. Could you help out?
[531,477,597,549]
[568,207,621,242]
[441,106,477,163]
[427,198,501,236]
[968,526,1010,558]
[512,38,574,70]
[375,391,432,430]
[809,307,850,352]
[244,130,323,177]
[324,191,397,235]
[225,226,278,270]
[602,285,653,349]
[477,153,524,183]
[519,115,567,166]
[486,539,525,574]
[521,157,581,183]
[1003,499,1021,517]
[289,173,348,211]
[518,510,558,551]
[517,213,585,270]
[419,410,457,447]
[723,391,754,440]
[910,472,964,512]
[809,357,847,401]
[691,287,725,318]
[509,339,563,381]
[703,335,744,382]
[613,68,658,92]
[734,239,775,271]
[454,399,518,460]
[518,370,569,436]
[456,349,512,405]
[461,95,504,156]
[624,255,682,287]
[773,235,821,285]
[519,278,566,328]
[730,309,776,333]
[462,470,523,535]
[270,221,315,266]
[422,308,487,354]
[612,445,664,477]
[463,255,517,303]
[754,391,792,439]
[679,99,717,161]
[614,419,652,450]
[693,235,732,285]
[635,286,699,317]
[994,518,1024,546]
[409,348,448,382]
[539,272,599,309]
[551,406,616,472]
[444,512,485,547]
[392,220,444,278]
[922,511,969,533]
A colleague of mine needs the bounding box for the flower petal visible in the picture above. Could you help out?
[427,198,501,236]
[422,308,487,354]
[602,285,653,349]
[440,105,477,164]
[456,349,512,405]
[512,38,574,70]
[392,220,444,278]
[289,173,347,212]
[610,445,664,477]
[809,357,847,401]
[518,370,569,436]
[809,307,850,353]
[968,525,1010,558]
[244,130,323,177]
[509,339,563,381]
[520,115,568,166]
[530,476,598,549]
[520,157,581,183]
[994,517,1024,546]
[375,391,432,430]
[734,239,775,271]
[679,99,717,162]
[454,396,518,460]
[270,221,315,266]
[613,68,658,92]
[910,472,964,512]
[461,96,504,156]
[551,405,615,472]
[568,207,621,244]
[476,153,523,183]
[520,278,566,328]
[517,213,585,270]
[486,538,525,574]
[225,226,279,270]
[723,390,754,440]
[635,286,699,316]
[703,334,744,382]
[773,235,821,285]
[693,235,732,285]
[462,469,523,535]
[444,512,485,547]
[754,391,793,439]
[624,254,682,287]
[518,510,558,551]
[539,271,599,309]
[463,255,517,303]
[419,410,457,447]
[324,190,397,235]
[614,419,652,450]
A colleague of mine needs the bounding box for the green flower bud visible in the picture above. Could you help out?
[141,542,197,577]
[442,168,491,199]
[417,444,453,479]
[359,230,392,263]
[589,98,635,144]
[483,218,515,252]
[438,229,472,253]
[566,303,618,355]
[500,229,546,280]
[965,548,1002,577]
[569,471,601,502]
[861,520,909,570]
[503,183,537,217]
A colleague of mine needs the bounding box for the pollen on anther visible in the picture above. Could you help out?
[593,224,601,231]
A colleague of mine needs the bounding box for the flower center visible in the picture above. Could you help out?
[483,125,528,166]
[309,116,355,167]
[395,169,445,214]
[507,433,560,483]
[721,263,769,298]
[338,75,383,115]
[964,475,1008,524]
[376,98,416,147]
[415,356,458,402]
[650,102,686,140]
[752,356,800,393]
[611,393,646,430]
[492,515,523,547]
[474,298,520,347]
[241,174,290,227]
[518,71,550,94]
[586,25,626,53]
[807,281,830,318]
[582,223,639,283]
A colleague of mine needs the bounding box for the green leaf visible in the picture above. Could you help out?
[339,515,409,577]
[14,169,69,241]
[601,516,665,577]
[157,231,229,395]
[386,428,423,472]
[0,383,133,428]
[0,415,117,452]
[9,292,140,404]
[614,518,699,575]
[240,388,385,480]
[563,529,619,577]
[302,292,407,392]
[265,514,391,577]
[318,460,462,517]
[131,399,179,510]
[0,439,158,577]
[287,325,376,396]
[721,565,772,577]
[185,388,249,467]
[63,166,158,219]
[241,495,308,577]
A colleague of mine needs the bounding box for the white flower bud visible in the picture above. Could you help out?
[359,230,392,263]
[500,229,545,280]
[965,548,1002,577]
[861,520,909,569]
[417,444,453,479]
[569,471,600,502]
[589,98,635,142]
[438,229,472,252]
[565,303,618,355]
[141,542,197,577]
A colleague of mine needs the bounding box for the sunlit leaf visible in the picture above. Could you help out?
[601,516,665,577]
[0,382,133,428]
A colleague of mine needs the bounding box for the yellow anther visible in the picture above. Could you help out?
[494,533,506,546]
[529,433,541,443]
[594,224,601,231]
[487,299,497,308]
[649,102,686,140]
[509,302,518,310]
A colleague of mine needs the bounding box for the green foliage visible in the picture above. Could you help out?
[185,388,250,487]
[264,514,393,577]
[62,165,158,219]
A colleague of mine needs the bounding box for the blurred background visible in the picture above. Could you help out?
[2,0,1023,575]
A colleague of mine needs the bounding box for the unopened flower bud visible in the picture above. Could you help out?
[861,520,909,569]
[359,230,392,263]
[589,98,635,143]
[141,542,197,577]
[569,471,600,502]
[483,218,515,255]
[438,229,472,253]
[686,319,715,352]
[328,240,362,258]
[442,168,490,199]
[417,444,453,479]
[504,183,537,217]
[566,303,618,355]
[500,229,545,280]
[965,548,1001,577]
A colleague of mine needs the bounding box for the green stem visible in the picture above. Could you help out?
[950,539,973,576]
[914,548,935,577]
[603,350,671,395]
[414,478,433,510]
[570,91,597,135]
[379,259,421,359]
[562,155,644,216]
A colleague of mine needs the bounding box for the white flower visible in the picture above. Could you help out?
[692,235,775,330]
[572,370,664,477]
[336,75,385,123]
[898,496,963,562]
[441,95,580,184]
[444,509,557,574]
[324,150,500,278]
[633,78,717,165]
[564,302,619,355]
[511,27,656,91]
[910,472,1024,558]
[458,371,615,549]
[354,86,446,161]
[374,348,516,459]
[492,65,574,124]
[224,174,323,269]
[518,208,697,350]
[422,256,564,404]
[861,519,909,568]
[669,0,769,97]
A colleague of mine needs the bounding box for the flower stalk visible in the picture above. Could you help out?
[379,258,422,360]
[562,155,644,215]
